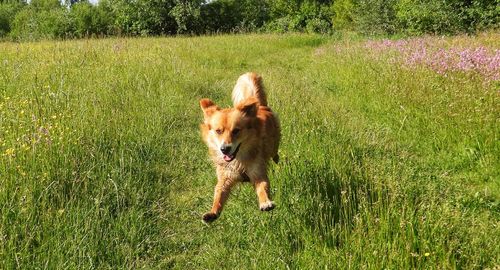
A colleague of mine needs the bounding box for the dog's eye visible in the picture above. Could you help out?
[215,129,223,135]
[232,128,240,136]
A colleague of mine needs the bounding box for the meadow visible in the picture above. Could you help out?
[0,33,499,269]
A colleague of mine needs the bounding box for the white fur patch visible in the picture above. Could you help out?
[259,201,275,211]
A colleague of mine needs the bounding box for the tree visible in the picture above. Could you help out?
[70,0,111,37]
[10,0,71,40]
[169,0,203,34]
[0,1,25,37]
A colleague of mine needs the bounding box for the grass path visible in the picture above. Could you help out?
[0,34,498,269]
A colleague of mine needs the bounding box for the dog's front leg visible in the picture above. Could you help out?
[203,169,236,223]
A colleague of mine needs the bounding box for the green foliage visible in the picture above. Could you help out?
[90,0,176,36]
[461,0,499,31]
[395,0,499,35]
[264,1,333,34]
[10,5,71,40]
[264,15,302,33]
[0,0,498,40]
[70,1,109,37]
[30,0,62,10]
[354,0,398,35]
[234,0,269,31]
[0,1,25,37]
[305,17,332,34]
[37,9,71,38]
[0,2,22,37]
[200,0,272,33]
[395,0,463,35]
[200,0,238,33]
[8,6,34,39]
[332,0,355,30]
[169,0,202,34]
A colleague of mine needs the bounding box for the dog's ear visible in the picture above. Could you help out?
[200,98,218,120]
[236,97,258,117]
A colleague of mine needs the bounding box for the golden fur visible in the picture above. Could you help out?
[199,72,281,222]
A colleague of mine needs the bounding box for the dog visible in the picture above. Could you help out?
[199,72,281,223]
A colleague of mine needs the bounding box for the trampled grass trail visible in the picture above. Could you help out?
[0,33,499,269]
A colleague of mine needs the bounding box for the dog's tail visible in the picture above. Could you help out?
[232,72,267,107]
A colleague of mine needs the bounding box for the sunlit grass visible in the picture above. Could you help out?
[0,33,498,268]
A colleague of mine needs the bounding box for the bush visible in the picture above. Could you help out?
[200,0,238,33]
[70,1,112,37]
[169,0,203,34]
[37,9,72,38]
[1,0,498,38]
[395,0,463,35]
[10,0,71,40]
[354,0,398,35]
[462,0,499,31]
[0,5,12,37]
[10,8,38,40]
[0,2,24,38]
[332,0,355,30]
[306,17,332,34]
[30,0,61,10]
[264,15,302,33]
[264,1,333,34]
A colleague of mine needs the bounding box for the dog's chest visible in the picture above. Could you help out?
[217,158,246,173]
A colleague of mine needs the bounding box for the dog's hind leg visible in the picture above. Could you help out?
[253,178,275,211]
[247,164,275,211]
[248,173,275,211]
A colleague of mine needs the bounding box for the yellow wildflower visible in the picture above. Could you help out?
[4,148,15,156]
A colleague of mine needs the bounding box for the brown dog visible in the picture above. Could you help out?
[199,72,281,222]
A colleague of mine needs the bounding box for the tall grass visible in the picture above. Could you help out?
[0,33,498,269]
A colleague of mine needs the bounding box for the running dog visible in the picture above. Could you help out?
[199,72,281,222]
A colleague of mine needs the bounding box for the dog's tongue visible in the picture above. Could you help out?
[223,154,234,162]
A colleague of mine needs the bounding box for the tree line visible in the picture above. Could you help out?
[0,0,498,40]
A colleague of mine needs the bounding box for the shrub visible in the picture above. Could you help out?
[70,1,113,37]
[10,8,38,40]
[306,17,332,34]
[264,1,333,34]
[354,0,398,35]
[462,0,499,31]
[264,15,302,33]
[395,0,463,35]
[10,0,71,40]
[200,0,238,33]
[37,9,72,38]
[0,5,12,37]
[332,0,355,30]
[169,0,203,34]
[0,2,24,38]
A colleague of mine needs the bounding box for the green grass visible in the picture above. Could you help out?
[0,33,498,269]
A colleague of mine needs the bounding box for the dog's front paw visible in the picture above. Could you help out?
[259,201,275,211]
[202,212,218,223]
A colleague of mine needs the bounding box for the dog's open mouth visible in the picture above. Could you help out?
[223,143,241,162]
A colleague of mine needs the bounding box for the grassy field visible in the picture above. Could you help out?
[0,33,499,269]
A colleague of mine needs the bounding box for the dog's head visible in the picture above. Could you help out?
[200,98,259,162]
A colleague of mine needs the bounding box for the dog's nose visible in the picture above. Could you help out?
[220,145,232,154]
